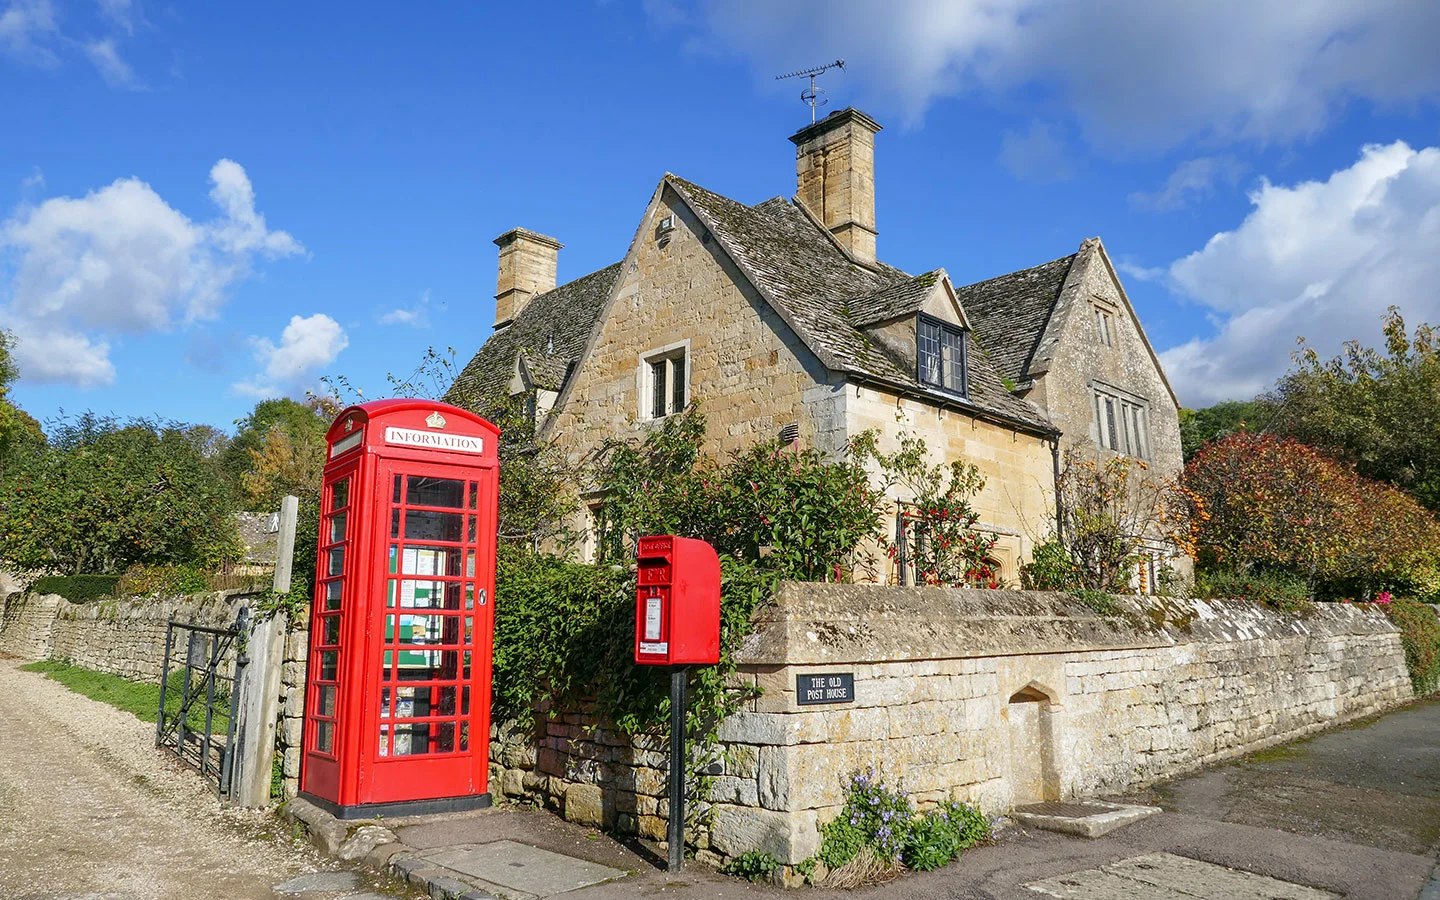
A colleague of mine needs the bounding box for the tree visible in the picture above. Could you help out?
[1269,308,1440,511]
[1182,432,1440,598]
[1027,450,1196,593]
[0,415,240,575]
[220,398,329,496]
[0,330,31,466]
[1178,399,1270,461]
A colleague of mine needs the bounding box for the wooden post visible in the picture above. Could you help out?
[231,495,299,807]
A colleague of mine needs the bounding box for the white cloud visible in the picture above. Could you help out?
[0,159,303,386]
[236,313,348,398]
[83,37,133,87]
[1156,141,1440,405]
[1129,156,1245,211]
[652,1,1440,149]
[998,120,1072,182]
[0,0,59,66]
[379,289,431,328]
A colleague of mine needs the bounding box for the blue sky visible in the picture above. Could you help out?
[3,1,1439,432]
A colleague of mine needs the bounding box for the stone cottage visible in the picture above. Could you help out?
[446,108,1184,585]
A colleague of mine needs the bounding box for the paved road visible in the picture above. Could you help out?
[839,697,1440,899]
[0,657,419,900]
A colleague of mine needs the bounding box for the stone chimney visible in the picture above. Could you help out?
[790,108,882,266]
[493,228,563,328]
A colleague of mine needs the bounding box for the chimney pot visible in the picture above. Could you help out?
[493,228,563,329]
[789,108,882,266]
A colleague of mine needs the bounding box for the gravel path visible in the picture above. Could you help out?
[0,656,414,900]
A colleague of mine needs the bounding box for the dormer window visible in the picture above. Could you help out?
[917,314,967,396]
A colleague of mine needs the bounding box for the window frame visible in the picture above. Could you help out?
[1092,383,1151,460]
[1092,302,1116,348]
[638,340,690,421]
[915,313,969,398]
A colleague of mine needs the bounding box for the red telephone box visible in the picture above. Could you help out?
[634,536,721,666]
[299,400,499,819]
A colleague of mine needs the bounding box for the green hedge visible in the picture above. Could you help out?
[29,575,121,603]
[1382,599,1440,696]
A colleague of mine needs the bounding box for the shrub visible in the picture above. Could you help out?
[117,564,214,597]
[1183,432,1440,598]
[807,769,992,882]
[858,433,998,586]
[1196,569,1312,615]
[1021,539,1082,591]
[720,851,781,882]
[1382,599,1440,696]
[29,575,121,603]
[591,408,886,582]
[904,801,993,872]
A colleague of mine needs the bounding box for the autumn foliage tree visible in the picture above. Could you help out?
[1183,432,1440,598]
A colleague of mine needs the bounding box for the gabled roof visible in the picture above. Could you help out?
[448,174,1055,435]
[665,176,1053,432]
[954,253,1076,384]
[444,261,621,413]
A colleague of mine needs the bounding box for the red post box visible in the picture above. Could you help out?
[299,400,499,819]
[634,535,721,666]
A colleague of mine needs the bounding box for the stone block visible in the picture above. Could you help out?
[710,805,819,865]
[564,783,605,828]
[717,711,791,745]
[283,747,301,778]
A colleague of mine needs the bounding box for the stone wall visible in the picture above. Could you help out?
[0,591,61,659]
[490,583,1414,870]
[0,590,248,681]
[0,589,310,800]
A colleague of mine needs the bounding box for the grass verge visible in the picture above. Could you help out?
[19,659,228,731]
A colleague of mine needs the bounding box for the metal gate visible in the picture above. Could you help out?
[156,608,249,798]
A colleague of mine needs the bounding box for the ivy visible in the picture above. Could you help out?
[1381,598,1440,696]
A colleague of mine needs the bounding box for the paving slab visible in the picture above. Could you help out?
[1104,853,1339,899]
[422,840,626,897]
[274,871,362,894]
[1012,801,1161,838]
[1025,852,1341,900]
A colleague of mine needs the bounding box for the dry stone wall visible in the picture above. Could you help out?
[1,590,247,680]
[0,589,311,800]
[491,583,1414,869]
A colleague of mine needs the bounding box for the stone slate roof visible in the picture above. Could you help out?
[667,176,1052,431]
[234,513,278,565]
[445,262,622,413]
[954,254,1077,383]
[848,270,942,328]
[446,174,1054,434]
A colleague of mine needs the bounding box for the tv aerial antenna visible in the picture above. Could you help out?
[776,59,845,123]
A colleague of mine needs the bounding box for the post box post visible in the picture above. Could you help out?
[668,666,688,873]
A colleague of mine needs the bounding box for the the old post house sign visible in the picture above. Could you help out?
[797,672,855,705]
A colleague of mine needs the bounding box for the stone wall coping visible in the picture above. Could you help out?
[735,583,1399,666]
